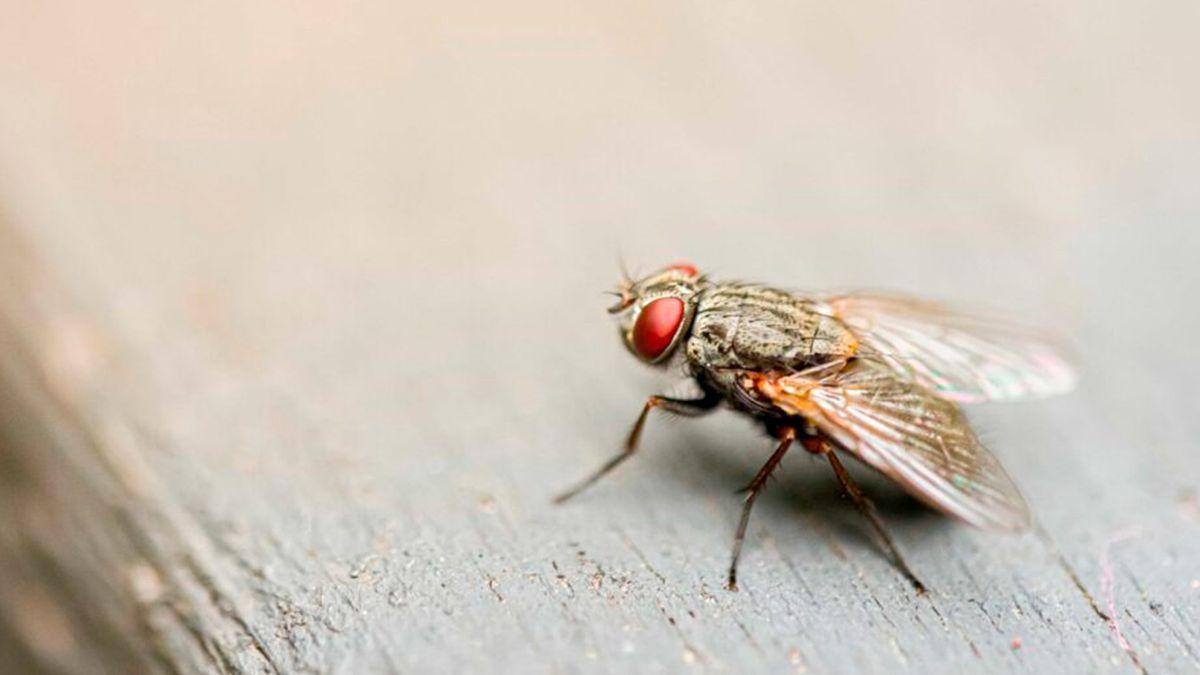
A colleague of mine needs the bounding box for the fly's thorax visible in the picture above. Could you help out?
[685,283,858,376]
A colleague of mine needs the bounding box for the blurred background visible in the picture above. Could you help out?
[1,2,1199,673]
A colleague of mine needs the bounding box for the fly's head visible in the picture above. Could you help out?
[608,262,703,365]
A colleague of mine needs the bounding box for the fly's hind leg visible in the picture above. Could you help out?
[553,389,720,504]
[804,436,927,594]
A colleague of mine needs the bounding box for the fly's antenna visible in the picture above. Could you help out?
[607,250,638,312]
[617,252,633,287]
[607,252,635,313]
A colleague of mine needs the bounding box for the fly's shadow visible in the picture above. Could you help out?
[558,405,945,592]
[671,421,949,555]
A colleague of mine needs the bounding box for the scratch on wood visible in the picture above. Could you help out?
[1098,529,1147,675]
[485,576,505,603]
[616,528,668,585]
[1035,526,1111,622]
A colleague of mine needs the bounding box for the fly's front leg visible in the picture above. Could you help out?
[553,388,720,504]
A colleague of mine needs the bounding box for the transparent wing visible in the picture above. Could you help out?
[745,359,1032,531]
[824,294,1076,403]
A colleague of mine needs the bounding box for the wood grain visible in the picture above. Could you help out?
[1,2,1199,672]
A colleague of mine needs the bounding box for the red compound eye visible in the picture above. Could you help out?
[631,297,686,361]
[668,261,698,276]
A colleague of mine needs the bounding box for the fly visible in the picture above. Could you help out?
[556,261,1076,592]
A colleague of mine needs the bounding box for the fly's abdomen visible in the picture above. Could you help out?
[685,284,857,373]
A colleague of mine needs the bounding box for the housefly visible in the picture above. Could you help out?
[556,262,1076,592]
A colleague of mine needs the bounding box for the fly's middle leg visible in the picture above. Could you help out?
[727,425,796,591]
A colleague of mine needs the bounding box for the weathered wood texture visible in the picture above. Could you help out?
[2,3,1199,673]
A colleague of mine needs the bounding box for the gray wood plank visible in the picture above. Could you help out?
[1,3,1199,673]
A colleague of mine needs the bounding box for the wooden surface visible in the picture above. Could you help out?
[2,2,1199,673]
